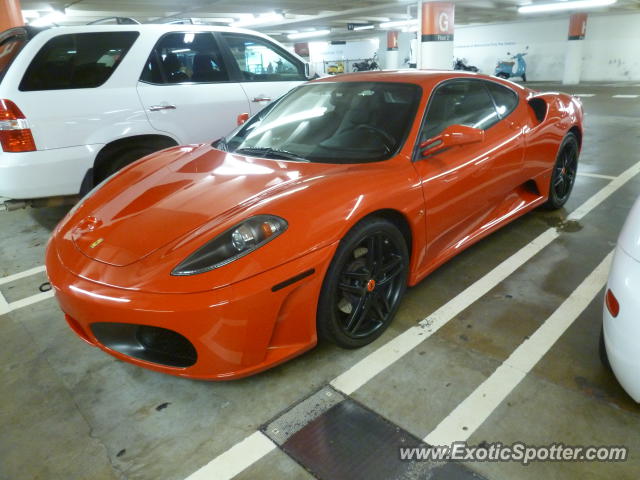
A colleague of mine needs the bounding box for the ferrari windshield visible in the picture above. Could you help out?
[223,81,421,163]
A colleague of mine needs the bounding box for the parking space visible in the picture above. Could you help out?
[1,83,639,479]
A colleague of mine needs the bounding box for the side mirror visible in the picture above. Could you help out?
[237,113,250,126]
[419,124,485,157]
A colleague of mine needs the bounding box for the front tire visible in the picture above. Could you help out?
[317,217,409,348]
[543,132,579,210]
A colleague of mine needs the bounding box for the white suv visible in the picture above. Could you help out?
[0,24,309,208]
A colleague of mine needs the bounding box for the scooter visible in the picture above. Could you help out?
[495,52,527,82]
[453,58,479,72]
[352,52,380,72]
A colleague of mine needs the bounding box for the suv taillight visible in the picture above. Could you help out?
[0,99,36,152]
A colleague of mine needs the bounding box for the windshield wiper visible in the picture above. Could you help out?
[234,147,310,162]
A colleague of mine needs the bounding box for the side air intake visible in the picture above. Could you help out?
[528,97,548,124]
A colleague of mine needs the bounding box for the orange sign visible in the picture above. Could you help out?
[387,31,399,50]
[568,13,588,40]
[421,2,455,41]
[294,42,310,57]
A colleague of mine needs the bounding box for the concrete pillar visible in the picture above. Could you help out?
[562,13,588,85]
[0,0,23,32]
[419,1,454,70]
[385,31,400,70]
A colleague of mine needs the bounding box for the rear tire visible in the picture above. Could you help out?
[94,139,175,184]
[317,217,409,349]
[543,132,579,210]
[496,72,509,79]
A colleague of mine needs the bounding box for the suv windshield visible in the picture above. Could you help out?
[224,81,421,164]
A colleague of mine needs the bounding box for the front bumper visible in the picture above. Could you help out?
[0,144,101,199]
[603,245,640,402]
[46,241,337,380]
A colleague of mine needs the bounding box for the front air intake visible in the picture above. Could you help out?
[91,322,197,368]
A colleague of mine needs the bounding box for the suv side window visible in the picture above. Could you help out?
[141,32,229,84]
[19,32,139,91]
[221,33,306,82]
[420,80,499,142]
[484,81,519,118]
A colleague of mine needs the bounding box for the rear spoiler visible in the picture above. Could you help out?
[0,26,46,84]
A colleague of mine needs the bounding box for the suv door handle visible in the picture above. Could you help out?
[252,97,272,103]
[149,104,177,111]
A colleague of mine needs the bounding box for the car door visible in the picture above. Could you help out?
[218,32,307,115]
[136,31,251,145]
[412,79,525,260]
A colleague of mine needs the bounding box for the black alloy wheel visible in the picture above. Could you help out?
[544,132,579,209]
[317,218,409,348]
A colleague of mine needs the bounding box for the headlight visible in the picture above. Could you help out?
[171,215,288,276]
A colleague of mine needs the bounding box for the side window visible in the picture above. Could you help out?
[141,32,229,84]
[221,33,306,82]
[19,32,139,91]
[485,82,519,118]
[420,80,499,142]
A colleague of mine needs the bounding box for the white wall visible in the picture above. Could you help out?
[453,13,640,82]
[308,39,379,63]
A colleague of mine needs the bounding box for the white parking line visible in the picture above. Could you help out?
[189,161,640,479]
[7,291,55,312]
[573,93,595,97]
[612,94,639,99]
[0,291,10,316]
[577,172,617,180]
[0,265,46,286]
[185,431,276,480]
[424,251,612,446]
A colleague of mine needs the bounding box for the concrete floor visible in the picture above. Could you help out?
[1,82,640,480]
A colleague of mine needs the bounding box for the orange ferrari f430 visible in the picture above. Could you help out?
[46,71,583,380]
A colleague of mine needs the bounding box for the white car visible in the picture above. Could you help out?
[0,23,309,208]
[602,195,640,402]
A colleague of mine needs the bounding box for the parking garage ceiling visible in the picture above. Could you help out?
[19,0,640,41]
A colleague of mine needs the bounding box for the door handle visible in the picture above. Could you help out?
[252,97,272,103]
[149,104,177,111]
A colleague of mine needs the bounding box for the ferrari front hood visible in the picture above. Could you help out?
[71,146,335,267]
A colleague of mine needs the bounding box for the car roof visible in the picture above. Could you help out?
[312,69,529,92]
[26,23,283,45]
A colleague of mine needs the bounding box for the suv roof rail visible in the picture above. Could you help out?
[87,17,141,25]
[158,18,196,24]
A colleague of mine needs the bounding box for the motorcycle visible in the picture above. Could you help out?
[352,53,380,72]
[453,58,479,72]
[495,51,527,82]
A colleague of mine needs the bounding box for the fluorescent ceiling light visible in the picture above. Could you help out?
[353,24,375,31]
[233,12,283,27]
[379,19,416,28]
[288,29,331,40]
[30,10,65,26]
[518,0,616,13]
